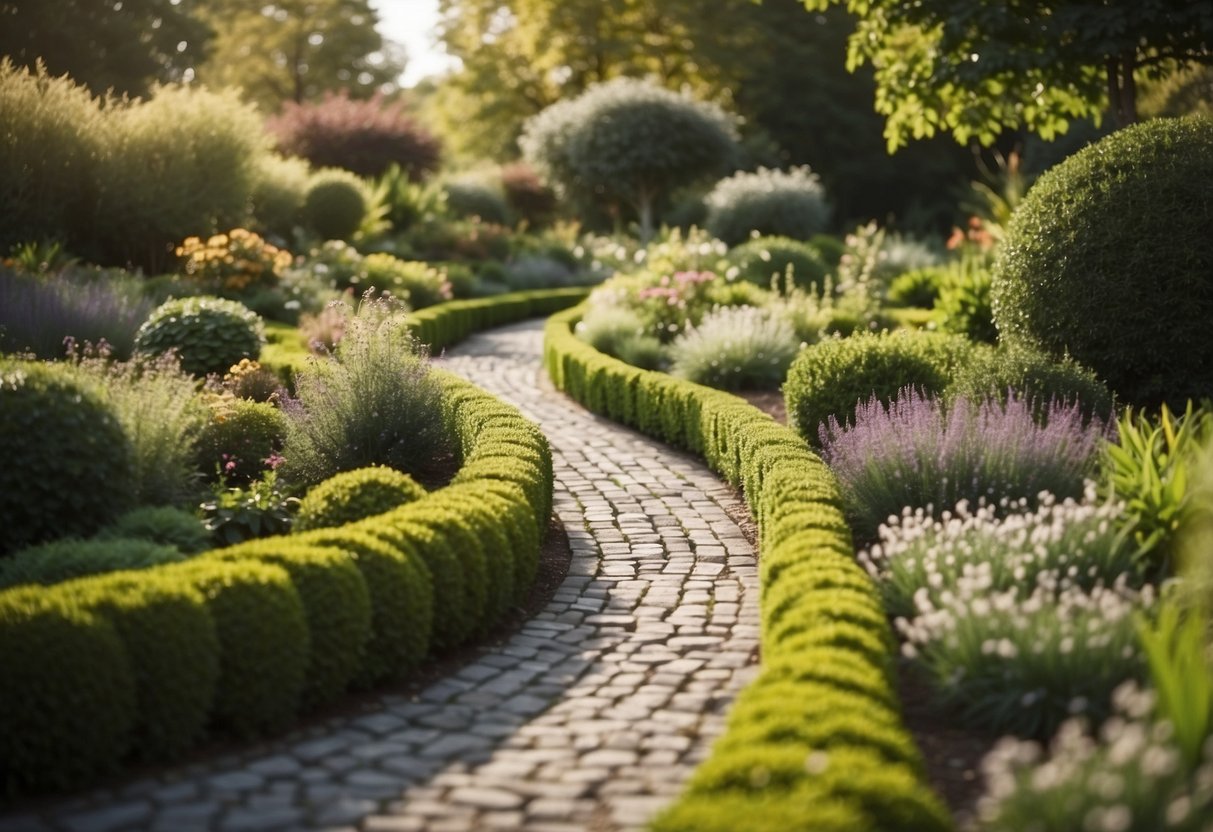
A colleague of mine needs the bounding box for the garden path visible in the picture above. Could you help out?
[3,319,760,832]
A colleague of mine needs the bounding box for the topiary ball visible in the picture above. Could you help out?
[704,166,830,245]
[196,398,289,482]
[726,236,830,292]
[303,169,368,241]
[294,466,427,532]
[783,330,978,444]
[0,362,134,555]
[134,296,265,377]
[992,116,1213,407]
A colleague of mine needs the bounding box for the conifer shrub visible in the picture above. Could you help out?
[993,116,1213,407]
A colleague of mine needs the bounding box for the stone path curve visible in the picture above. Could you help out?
[3,319,760,832]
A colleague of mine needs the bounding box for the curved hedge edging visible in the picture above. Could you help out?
[405,286,591,352]
[0,370,552,795]
[543,305,950,832]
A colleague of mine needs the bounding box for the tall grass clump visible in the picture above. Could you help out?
[860,482,1141,619]
[820,388,1106,540]
[281,297,450,486]
[0,267,154,359]
[668,305,799,391]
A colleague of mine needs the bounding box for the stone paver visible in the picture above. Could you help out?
[2,319,759,832]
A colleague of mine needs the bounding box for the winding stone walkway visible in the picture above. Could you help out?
[2,319,760,832]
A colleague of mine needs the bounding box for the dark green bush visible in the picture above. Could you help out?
[726,236,830,291]
[295,466,427,532]
[98,506,211,554]
[443,176,510,225]
[196,398,289,482]
[809,234,847,268]
[704,167,830,245]
[0,538,184,590]
[935,267,996,343]
[169,559,308,738]
[302,169,368,241]
[0,588,136,793]
[946,343,1114,422]
[297,526,433,684]
[208,541,371,710]
[76,571,219,761]
[250,153,311,239]
[886,267,946,308]
[992,116,1213,407]
[134,296,265,377]
[783,330,977,443]
[0,361,134,554]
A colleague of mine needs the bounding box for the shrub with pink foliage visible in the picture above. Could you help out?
[267,91,441,180]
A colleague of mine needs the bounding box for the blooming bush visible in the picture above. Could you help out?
[860,483,1140,619]
[668,305,800,391]
[704,166,830,245]
[176,229,293,295]
[820,389,1106,540]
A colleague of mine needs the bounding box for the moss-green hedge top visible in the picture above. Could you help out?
[544,303,949,831]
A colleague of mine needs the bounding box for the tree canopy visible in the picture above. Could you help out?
[802,0,1213,150]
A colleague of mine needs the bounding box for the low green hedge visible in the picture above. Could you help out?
[544,304,949,831]
[404,286,590,352]
[0,369,552,794]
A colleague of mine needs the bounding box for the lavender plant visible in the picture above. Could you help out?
[860,482,1141,619]
[820,389,1106,540]
[899,573,1154,738]
[668,305,800,390]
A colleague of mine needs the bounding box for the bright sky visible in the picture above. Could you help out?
[371,0,461,87]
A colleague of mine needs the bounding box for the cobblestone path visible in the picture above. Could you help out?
[3,319,760,832]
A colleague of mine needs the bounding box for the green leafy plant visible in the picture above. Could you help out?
[302,168,368,241]
[196,396,289,483]
[363,253,452,309]
[934,264,996,343]
[1137,604,1213,770]
[200,471,299,546]
[134,296,265,377]
[249,152,311,239]
[704,166,830,245]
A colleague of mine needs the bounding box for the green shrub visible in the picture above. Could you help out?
[281,298,450,486]
[201,471,299,546]
[576,305,649,358]
[303,169,368,241]
[75,571,219,761]
[207,541,371,710]
[935,266,996,343]
[93,85,266,273]
[0,587,136,793]
[704,166,830,245]
[0,361,134,554]
[886,267,946,308]
[992,116,1213,407]
[169,559,308,737]
[134,296,265,377]
[726,236,830,292]
[196,398,289,482]
[363,253,452,309]
[946,343,1114,423]
[443,175,510,224]
[669,306,799,391]
[295,466,427,531]
[0,538,184,590]
[250,153,311,239]
[783,330,977,443]
[296,526,433,684]
[615,332,667,370]
[809,233,847,268]
[98,506,211,554]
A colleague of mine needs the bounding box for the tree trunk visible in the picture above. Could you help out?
[637,191,654,244]
[1106,52,1140,128]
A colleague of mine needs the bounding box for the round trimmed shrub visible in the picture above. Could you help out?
[784,330,978,443]
[134,296,265,377]
[170,559,308,737]
[297,527,434,684]
[302,168,368,241]
[78,572,219,761]
[99,506,211,554]
[945,343,1114,422]
[0,538,184,590]
[196,399,289,482]
[0,361,134,554]
[294,466,428,532]
[443,176,510,225]
[208,541,371,709]
[0,588,136,792]
[250,153,311,239]
[704,166,830,245]
[726,236,830,291]
[992,116,1213,407]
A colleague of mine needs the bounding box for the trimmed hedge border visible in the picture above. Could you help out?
[543,304,951,831]
[405,287,591,353]
[0,369,552,795]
